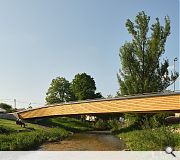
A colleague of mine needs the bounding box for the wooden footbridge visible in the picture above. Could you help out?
[18,92,180,119]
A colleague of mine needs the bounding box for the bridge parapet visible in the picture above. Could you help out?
[18,92,180,119]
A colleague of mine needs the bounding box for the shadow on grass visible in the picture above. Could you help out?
[30,117,93,133]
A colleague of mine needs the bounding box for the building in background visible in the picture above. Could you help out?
[0,108,6,113]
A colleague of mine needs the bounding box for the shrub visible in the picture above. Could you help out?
[0,125,16,134]
[119,126,180,150]
[108,119,123,132]
[0,128,69,151]
[94,119,110,130]
[124,113,173,130]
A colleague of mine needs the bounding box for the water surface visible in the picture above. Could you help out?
[39,131,124,151]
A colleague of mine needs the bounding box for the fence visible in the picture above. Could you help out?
[0,113,18,120]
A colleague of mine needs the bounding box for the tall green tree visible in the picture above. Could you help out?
[71,73,102,100]
[46,77,75,104]
[117,12,179,129]
[117,11,179,95]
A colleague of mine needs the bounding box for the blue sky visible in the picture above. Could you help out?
[0,0,179,108]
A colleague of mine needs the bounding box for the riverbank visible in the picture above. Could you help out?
[117,124,180,151]
[39,131,124,151]
[0,117,92,151]
[33,117,93,132]
[2,117,179,151]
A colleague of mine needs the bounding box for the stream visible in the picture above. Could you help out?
[38,131,124,151]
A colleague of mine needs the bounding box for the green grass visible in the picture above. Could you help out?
[0,117,93,151]
[0,118,70,150]
[0,119,43,132]
[0,127,68,150]
[3,117,179,151]
[34,117,93,132]
[117,124,180,151]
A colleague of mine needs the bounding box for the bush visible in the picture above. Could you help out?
[0,125,16,134]
[124,113,173,130]
[119,126,180,150]
[94,119,110,130]
[108,119,123,132]
[0,128,69,151]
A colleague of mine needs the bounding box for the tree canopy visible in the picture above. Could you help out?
[117,11,179,95]
[0,103,13,113]
[46,77,75,104]
[71,73,102,100]
[46,73,102,104]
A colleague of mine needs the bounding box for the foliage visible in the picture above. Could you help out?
[71,73,102,100]
[46,77,75,104]
[0,119,69,151]
[118,126,180,151]
[0,103,13,113]
[107,94,113,98]
[122,108,172,130]
[117,11,178,129]
[94,119,110,130]
[108,119,123,132]
[96,113,122,122]
[0,117,92,151]
[46,73,102,104]
[0,125,16,134]
[123,113,173,130]
[117,11,179,95]
[0,128,69,151]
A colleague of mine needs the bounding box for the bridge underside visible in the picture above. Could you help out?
[18,93,180,119]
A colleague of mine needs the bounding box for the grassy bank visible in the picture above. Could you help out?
[0,117,92,151]
[33,117,93,132]
[117,124,180,151]
[0,127,68,150]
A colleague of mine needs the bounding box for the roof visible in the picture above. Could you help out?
[0,108,6,113]
[15,108,26,112]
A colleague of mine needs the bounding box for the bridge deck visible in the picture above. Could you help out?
[18,92,180,119]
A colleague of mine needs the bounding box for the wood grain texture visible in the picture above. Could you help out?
[18,93,180,119]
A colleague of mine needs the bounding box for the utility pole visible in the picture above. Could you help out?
[174,57,178,92]
[14,99,16,109]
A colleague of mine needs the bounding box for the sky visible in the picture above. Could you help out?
[0,0,179,108]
